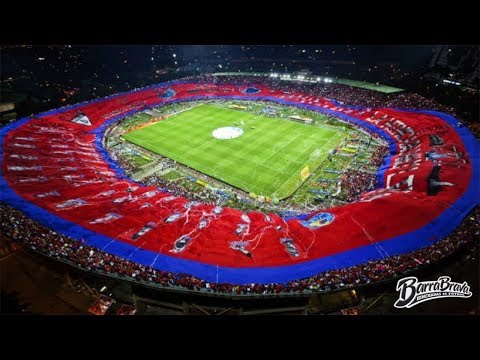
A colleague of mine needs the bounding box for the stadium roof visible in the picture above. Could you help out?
[336,79,405,94]
[212,72,405,94]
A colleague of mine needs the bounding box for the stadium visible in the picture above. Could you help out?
[1,46,479,315]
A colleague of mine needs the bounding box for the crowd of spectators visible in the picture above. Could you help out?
[200,74,462,116]
[142,172,286,215]
[2,202,477,295]
[143,174,216,206]
[107,144,145,174]
[190,74,480,136]
[2,74,478,296]
[370,146,389,166]
[8,72,476,140]
[341,170,378,202]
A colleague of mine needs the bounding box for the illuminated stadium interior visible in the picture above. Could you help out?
[1,45,479,315]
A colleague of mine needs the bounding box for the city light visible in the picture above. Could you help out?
[443,79,461,86]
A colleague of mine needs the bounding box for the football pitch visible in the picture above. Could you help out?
[123,103,345,199]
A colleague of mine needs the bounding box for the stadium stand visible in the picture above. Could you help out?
[1,76,479,290]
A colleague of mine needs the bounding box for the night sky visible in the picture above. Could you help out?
[1,45,477,120]
[77,45,436,72]
[2,45,437,80]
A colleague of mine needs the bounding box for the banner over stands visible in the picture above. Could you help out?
[1,82,479,284]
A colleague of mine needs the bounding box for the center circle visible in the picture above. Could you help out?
[212,126,244,140]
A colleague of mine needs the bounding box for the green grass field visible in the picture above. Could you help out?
[123,103,345,199]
